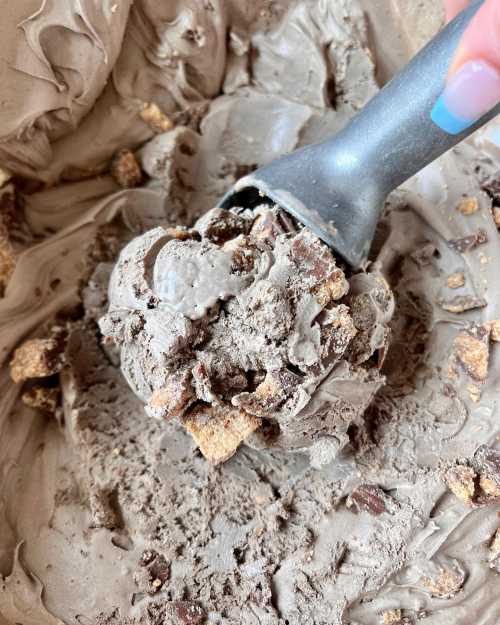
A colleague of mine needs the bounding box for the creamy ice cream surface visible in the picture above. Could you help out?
[2,2,500,625]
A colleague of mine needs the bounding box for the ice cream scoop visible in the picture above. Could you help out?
[219,0,500,268]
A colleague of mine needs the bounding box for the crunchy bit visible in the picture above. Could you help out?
[482,176,500,203]
[444,465,476,504]
[164,226,196,241]
[456,197,479,215]
[0,185,17,293]
[473,446,500,500]
[346,484,388,516]
[183,404,260,464]
[438,295,487,313]
[467,384,481,403]
[445,448,500,507]
[195,207,248,243]
[145,369,194,420]
[446,272,465,289]
[479,475,500,498]
[10,335,66,383]
[489,320,500,342]
[289,229,341,287]
[0,167,12,188]
[448,229,488,253]
[421,567,465,598]
[0,235,15,293]
[174,601,206,625]
[448,324,491,382]
[21,386,60,413]
[233,369,299,417]
[226,236,258,273]
[313,270,349,305]
[89,485,120,529]
[140,102,174,133]
[137,550,170,594]
[381,610,402,625]
[110,148,143,188]
[250,208,288,243]
[493,206,500,228]
[320,306,357,363]
[489,529,500,572]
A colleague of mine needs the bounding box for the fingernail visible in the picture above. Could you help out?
[431,60,500,135]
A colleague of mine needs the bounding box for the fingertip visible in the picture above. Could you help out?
[449,0,500,75]
[445,0,471,22]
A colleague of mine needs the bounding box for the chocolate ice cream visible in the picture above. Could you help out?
[2,1,500,625]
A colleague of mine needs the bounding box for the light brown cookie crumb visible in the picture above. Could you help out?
[110,149,143,188]
[421,566,465,598]
[140,102,174,134]
[489,320,500,342]
[381,610,402,625]
[448,324,490,382]
[10,334,65,383]
[444,465,476,504]
[183,404,260,464]
[446,272,465,289]
[457,197,479,215]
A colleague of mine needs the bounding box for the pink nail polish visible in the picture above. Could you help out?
[444,59,500,121]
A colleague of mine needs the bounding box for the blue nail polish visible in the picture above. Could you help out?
[431,96,473,135]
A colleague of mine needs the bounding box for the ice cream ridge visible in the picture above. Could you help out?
[101,205,393,465]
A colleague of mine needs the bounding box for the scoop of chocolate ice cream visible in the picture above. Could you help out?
[100,206,394,464]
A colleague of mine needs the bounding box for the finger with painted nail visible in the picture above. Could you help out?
[432,0,500,134]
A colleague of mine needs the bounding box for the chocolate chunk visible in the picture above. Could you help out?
[289,229,340,286]
[482,176,500,204]
[493,206,500,228]
[139,550,158,567]
[194,207,248,243]
[347,484,388,516]
[448,229,488,253]
[137,550,170,593]
[233,369,299,417]
[148,554,170,587]
[21,386,60,413]
[175,601,206,625]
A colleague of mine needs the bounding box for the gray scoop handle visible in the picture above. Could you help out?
[331,0,499,196]
[221,0,500,267]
